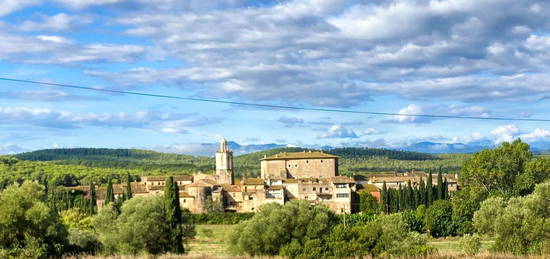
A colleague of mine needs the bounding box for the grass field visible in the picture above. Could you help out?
[187,225,234,257]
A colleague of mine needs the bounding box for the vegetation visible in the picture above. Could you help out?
[228,200,433,258]
[0,182,68,258]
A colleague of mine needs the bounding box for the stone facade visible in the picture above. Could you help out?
[260,151,338,179]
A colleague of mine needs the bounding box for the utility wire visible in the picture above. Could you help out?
[1,76,549,122]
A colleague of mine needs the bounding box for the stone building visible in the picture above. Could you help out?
[83,139,366,214]
[261,151,338,179]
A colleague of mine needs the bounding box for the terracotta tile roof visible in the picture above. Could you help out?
[240,178,265,185]
[199,179,219,186]
[147,185,165,191]
[142,175,193,182]
[221,184,242,192]
[358,184,380,192]
[261,151,338,161]
[331,176,356,184]
[267,185,284,190]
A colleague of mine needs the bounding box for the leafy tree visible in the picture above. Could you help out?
[459,234,482,256]
[478,181,550,255]
[0,182,68,258]
[472,196,506,236]
[419,177,426,207]
[460,139,532,197]
[229,200,335,256]
[359,191,379,216]
[425,200,454,237]
[164,176,184,254]
[105,178,114,205]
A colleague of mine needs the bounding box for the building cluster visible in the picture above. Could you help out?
[89,139,458,214]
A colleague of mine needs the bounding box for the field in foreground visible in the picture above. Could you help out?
[63,224,546,258]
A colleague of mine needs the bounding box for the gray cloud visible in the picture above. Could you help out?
[73,0,550,107]
[0,106,220,132]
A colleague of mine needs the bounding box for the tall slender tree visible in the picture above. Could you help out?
[105,178,114,205]
[398,183,404,211]
[164,176,184,254]
[125,173,132,200]
[443,178,449,200]
[436,171,444,200]
[426,172,433,207]
[381,181,389,214]
[89,182,96,215]
[407,180,414,210]
[419,177,426,207]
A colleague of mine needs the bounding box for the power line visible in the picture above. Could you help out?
[1,76,549,122]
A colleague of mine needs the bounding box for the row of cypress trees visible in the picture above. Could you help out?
[380,171,450,214]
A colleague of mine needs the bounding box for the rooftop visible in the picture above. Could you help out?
[261,151,338,161]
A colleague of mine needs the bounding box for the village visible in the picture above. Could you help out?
[74,139,459,214]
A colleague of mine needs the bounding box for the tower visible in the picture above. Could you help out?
[215,138,234,185]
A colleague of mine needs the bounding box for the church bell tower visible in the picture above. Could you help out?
[215,138,234,185]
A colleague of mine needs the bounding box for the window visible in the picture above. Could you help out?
[295,164,298,167]
[325,187,329,191]
[306,160,309,163]
[313,187,316,191]
[335,184,348,188]
[320,160,323,163]
[288,164,291,168]
[183,199,186,203]
[302,187,306,191]
[336,193,349,198]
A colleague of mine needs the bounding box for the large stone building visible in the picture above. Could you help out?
[90,139,357,214]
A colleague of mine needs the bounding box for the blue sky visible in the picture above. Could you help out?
[1,0,550,155]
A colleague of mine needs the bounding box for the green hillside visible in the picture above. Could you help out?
[6,147,469,186]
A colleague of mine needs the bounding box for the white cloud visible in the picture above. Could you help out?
[362,128,382,135]
[319,124,358,138]
[19,13,92,32]
[392,104,422,123]
[491,124,520,144]
[519,128,550,142]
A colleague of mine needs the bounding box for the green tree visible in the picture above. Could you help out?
[461,139,532,197]
[105,178,114,205]
[164,176,184,254]
[426,173,433,207]
[419,177,426,207]
[381,181,389,214]
[359,191,379,216]
[425,200,454,237]
[229,200,335,256]
[0,182,68,258]
[436,171,444,200]
[88,182,96,215]
[93,195,171,255]
[125,173,132,200]
[472,196,506,236]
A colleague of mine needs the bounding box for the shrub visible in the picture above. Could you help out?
[192,212,254,224]
[425,200,455,237]
[0,182,68,258]
[459,234,482,255]
[229,200,335,256]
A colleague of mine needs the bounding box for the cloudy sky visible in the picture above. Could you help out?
[1,0,550,155]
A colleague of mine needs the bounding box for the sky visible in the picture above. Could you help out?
[1,0,550,155]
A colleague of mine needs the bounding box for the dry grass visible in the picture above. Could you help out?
[63,225,548,259]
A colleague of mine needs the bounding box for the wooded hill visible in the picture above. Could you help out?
[12,147,467,179]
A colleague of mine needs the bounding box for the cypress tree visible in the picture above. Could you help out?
[381,181,389,214]
[419,177,426,207]
[89,182,96,215]
[105,178,114,205]
[125,173,132,200]
[397,183,407,212]
[164,176,184,254]
[407,180,414,210]
[443,178,449,200]
[426,172,433,207]
[436,171,444,200]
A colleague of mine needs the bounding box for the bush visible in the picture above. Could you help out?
[93,195,194,255]
[192,212,254,224]
[0,182,68,258]
[459,234,482,255]
[229,200,335,256]
[425,200,455,237]
[489,181,550,255]
[472,196,506,236]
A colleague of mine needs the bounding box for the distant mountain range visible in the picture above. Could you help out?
[155,140,550,156]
